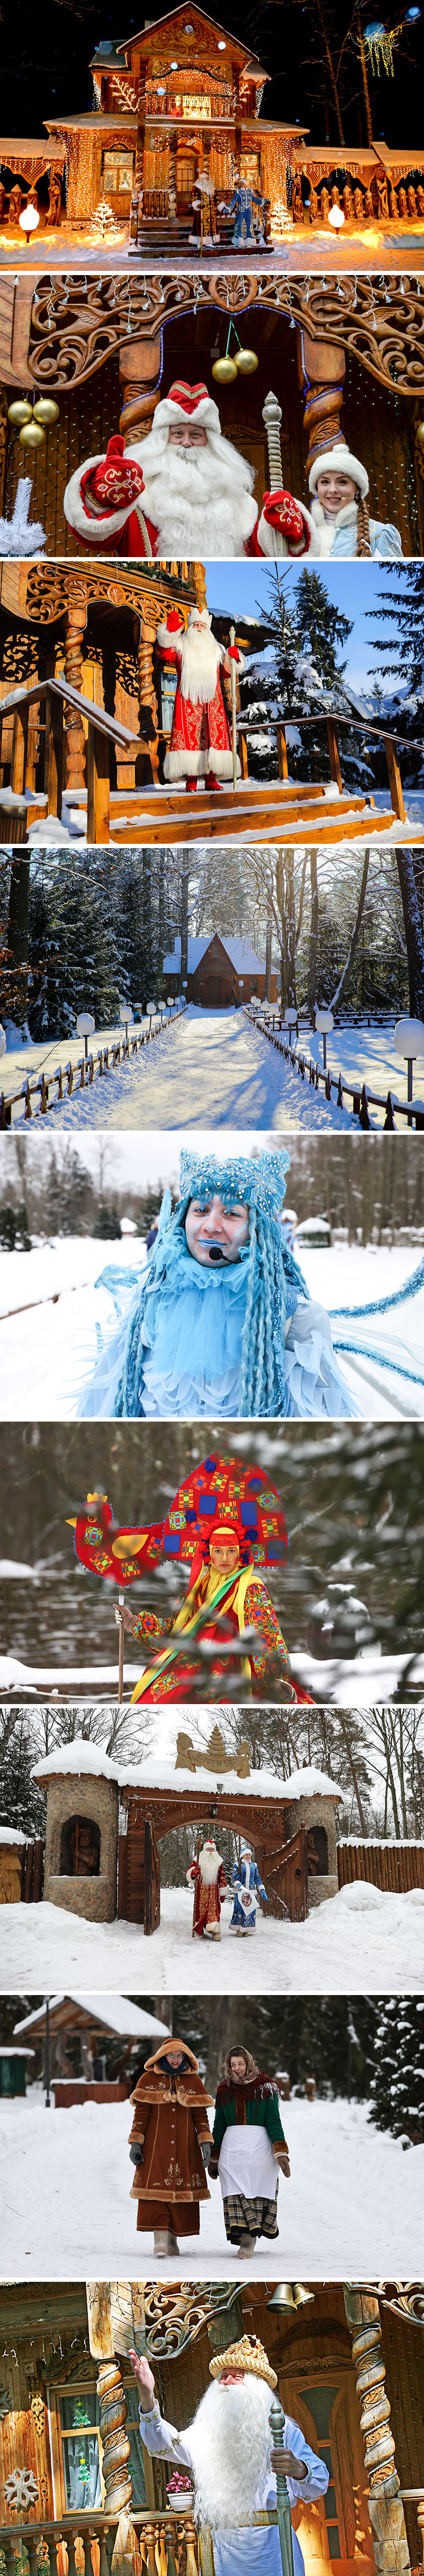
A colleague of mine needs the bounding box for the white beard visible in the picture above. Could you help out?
[135,429,257,558]
[188,2377,273,2528]
[178,622,223,707]
[198,1842,223,1885]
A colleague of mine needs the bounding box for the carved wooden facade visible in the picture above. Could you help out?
[1,272,423,555]
[0,556,205,805]
[1,2282,423,2576]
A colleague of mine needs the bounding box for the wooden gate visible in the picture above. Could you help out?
[265,1827,308,1921]
[120,1805,161,1929]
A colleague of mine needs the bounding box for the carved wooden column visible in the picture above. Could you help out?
[96,2360,132,2516]
[64,596,87,793]
[136,617,159,780]
[343,2289,411,2576]
[135,73,147,191]
[119,331,162,442]
[297,327,346,478]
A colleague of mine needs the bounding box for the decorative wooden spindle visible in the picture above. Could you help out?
[343,2291,411,2576]
[96,2364,132,2517]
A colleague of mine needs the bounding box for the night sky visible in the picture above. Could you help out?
[2,0,423,153]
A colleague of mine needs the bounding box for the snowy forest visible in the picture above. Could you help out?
[1,1127,423,1250]
[1,840,424,1038]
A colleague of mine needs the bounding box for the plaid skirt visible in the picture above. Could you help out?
[223,2190,279,2244]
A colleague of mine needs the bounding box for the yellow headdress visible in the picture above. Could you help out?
[209,2335,277,2393]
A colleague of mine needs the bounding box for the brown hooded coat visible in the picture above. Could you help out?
[128,2041,214,2235]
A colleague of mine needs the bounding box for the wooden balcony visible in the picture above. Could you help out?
[0,2513,200,2576]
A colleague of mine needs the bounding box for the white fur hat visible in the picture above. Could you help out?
[154,378,222,440]
[308,444,369,498]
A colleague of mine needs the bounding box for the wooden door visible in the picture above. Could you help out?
[176,153,197,206]
[144,1816,161,1935]
[125,1799,145,1922]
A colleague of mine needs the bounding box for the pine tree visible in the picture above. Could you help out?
[366,563,424,694]
[369,1998,424,2144]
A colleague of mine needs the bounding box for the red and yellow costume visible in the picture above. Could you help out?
[69,1457,314,1706]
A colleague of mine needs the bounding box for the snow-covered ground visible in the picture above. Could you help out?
[1,1880,423,1993]
[7,1005,424,1133]
[5,1007,356,1133]
[1,2087,422,2277]
[0,1234,422,1419]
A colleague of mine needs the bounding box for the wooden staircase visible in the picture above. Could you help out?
[101,781,399,847]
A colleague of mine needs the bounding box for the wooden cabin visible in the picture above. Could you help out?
[162,932,278,1004]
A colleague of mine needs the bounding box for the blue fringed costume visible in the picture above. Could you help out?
[230,1842,268,1934]
[78,1145,358,1423]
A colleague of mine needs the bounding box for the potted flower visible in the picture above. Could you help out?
[166,2471,194,2515]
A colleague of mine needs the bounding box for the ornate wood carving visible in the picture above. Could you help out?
[175,1724,251,1775]
[343,2290,411,2576]
[24,272,424,402]
[22,562,200,628]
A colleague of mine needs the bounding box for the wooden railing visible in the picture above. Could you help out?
[338,1839,424,1893]
[0,1002,186,1130]
[0,2516,200,2576]
[237,707,421,824]
[244,1005,424,1132]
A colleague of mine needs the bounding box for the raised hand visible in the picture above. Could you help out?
[262,489,308,547]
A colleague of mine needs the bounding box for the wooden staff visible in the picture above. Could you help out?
[118,1589,125,1704]
[229,622,237,790]
[262,391,288,559]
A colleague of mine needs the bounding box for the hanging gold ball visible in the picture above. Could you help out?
[417,419,424,449]
[19,420,46,449]
[211,354,238,383]
[234,347,259,374]
[33,398,59,425]
[7,399,32,425]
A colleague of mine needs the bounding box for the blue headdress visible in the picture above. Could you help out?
[113,1147,310,1419]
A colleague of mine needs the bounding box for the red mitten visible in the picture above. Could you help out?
[227,644,240,661]
[262,488,308,548]
[165,608,184,633]
[87,434,145,511]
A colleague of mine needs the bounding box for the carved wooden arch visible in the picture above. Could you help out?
[2,270,424,399]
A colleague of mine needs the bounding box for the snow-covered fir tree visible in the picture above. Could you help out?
[369,1998,424,2145]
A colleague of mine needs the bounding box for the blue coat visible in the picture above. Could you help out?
[230,1855,268,1931]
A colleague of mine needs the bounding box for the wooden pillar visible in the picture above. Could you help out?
[297,327,346,478]
[11,695,29,795]
[135,73,146,191]
[96,2362,132,2515]
[136,620,160,779]
[44,686,63,818]
[86,723,110,845]
[326,717,343,790]
[277,724,288,780]
[119,330,162,443]
[64,601,87,793]
[384,736,405,822]
[343,2288,411,2576]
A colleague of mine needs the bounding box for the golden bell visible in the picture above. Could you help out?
[211,355,238,383]
[234,347,259,374]
[33,398,60,425]
[267,2283,314,2312]
[7,399,32,425]
[19,420,46,449]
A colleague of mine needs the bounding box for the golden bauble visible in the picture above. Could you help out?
[33,397,59,424]
[234,347,259,374]
[417,419,424,448]
[7,398,32,425]
[211,354,238,383]
[19,419,46,449]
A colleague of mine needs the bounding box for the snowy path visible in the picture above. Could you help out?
[15,1010,351,1134]
[1,2090,422,2277]
[1,1882,423,1995]
[1,1237,423,1419]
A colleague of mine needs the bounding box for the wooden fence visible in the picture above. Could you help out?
[338,1839,424,1892]
[244,1006,424,1132]
[0,1000,186,1128]
[237,706,421,824]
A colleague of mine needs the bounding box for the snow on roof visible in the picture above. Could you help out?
[13,1994,169,2040]
[0,1824,28,1842]
[0,2045,34,2057]
[32,1743,118,1784]
[32,1744,341,1801]
[162,933,265,975]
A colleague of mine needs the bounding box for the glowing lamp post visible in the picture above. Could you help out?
[120,1002,131,1045]
[167,993,174,1017]
[19,204,40,245]
[283,1005,297,1048]
[315,1006,334,1072]
[76,1009,95,1063]
[394,1015,424,1121]
[146,1000,156,1038]
[328,204,345,230]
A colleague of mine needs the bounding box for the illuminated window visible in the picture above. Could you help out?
[54,2384,147,2515]
[303,2387,342,2562]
